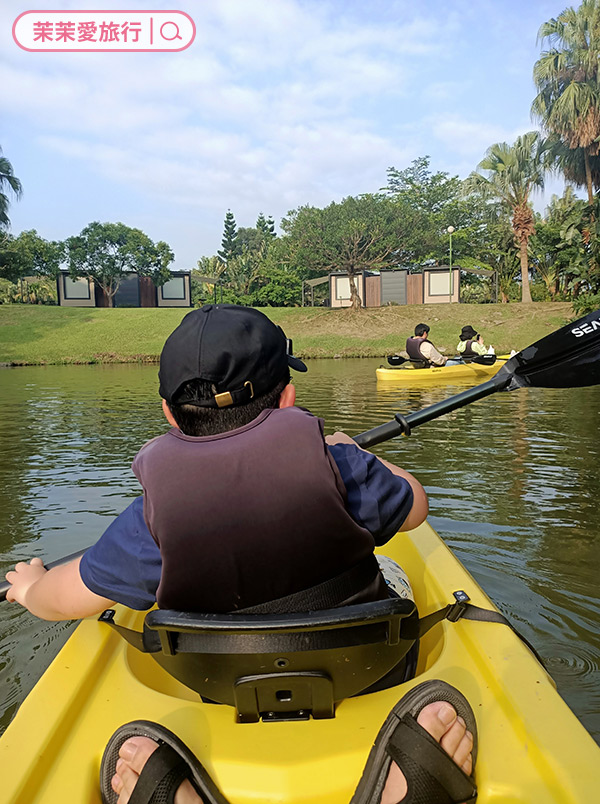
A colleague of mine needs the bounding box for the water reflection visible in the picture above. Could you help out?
[1,361,599,740]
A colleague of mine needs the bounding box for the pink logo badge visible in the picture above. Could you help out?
[13,10,195,52]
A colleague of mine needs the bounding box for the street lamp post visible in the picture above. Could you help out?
[447,226,455,303]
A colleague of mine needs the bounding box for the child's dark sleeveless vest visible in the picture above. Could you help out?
[460,339,478,358]
[132,407,386,612]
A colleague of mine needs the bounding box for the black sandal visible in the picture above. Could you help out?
[350,680,478,804]
[100,720,230,804]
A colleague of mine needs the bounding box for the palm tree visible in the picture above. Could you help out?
[547,139,600,193]
[0,147,23,231]
[464,132,547,304]
[532,1,600,205]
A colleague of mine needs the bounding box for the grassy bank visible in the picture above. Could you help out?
[0,302,574,365]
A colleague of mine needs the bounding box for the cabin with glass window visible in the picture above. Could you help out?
[325,267,462,308]
[56,271,191,308]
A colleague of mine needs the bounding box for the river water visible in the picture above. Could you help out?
[0,360,599,742]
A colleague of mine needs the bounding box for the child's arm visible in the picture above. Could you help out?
[5,557,115,620]
[326,431,429,531]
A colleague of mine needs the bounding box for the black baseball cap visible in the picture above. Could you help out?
[159,304,307,408]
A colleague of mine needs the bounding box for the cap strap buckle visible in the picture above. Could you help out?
[214,391,234,408]
[213,381,254,409]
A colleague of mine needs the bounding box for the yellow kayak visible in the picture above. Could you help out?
[1,519,598,803]
[377,358,509,385]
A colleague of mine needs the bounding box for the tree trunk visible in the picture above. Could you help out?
[501,291,509,303]
[104,286,115,307]
[519,240,532,303]
[348,271,362,311]
[584,148,594,207]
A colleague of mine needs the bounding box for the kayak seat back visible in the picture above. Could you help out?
[141,598,418,723]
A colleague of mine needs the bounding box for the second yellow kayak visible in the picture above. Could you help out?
[377,358,509,385]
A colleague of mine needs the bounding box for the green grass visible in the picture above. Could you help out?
[0,302,575,365]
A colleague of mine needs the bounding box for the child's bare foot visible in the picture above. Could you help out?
[380,700,473,804]
[111,737,203,804]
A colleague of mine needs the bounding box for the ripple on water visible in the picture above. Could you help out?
[0,609,76,735]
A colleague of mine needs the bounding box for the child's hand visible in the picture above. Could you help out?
[5,558,47,606]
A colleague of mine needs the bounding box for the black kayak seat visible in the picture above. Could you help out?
[100,597,418,723]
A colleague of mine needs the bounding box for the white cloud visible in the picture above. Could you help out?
[429,115,537,168]
[0,0,555,265]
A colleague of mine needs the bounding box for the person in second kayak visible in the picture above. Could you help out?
[457,325,489,358]
[405,323,447,366]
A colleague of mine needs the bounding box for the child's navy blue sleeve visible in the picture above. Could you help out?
[328,443,414,545]
[79,497,161,610]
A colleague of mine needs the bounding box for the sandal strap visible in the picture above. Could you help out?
[387,716,477,804]
[129,744,189,804]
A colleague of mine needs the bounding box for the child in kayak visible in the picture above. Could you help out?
[6,305,476,804]
[457,325,493,358]
[6,304,428,617]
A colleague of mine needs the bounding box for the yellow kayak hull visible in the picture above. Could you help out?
[377,358,509,384]
[1,521,598,803]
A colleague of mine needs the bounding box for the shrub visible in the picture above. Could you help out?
[572,292,600,317]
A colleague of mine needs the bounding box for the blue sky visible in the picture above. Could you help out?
[1,0,570,270]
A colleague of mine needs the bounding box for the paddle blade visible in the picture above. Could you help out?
[495,309,600,390]
[387,355,406,366]
[467,354,497,366]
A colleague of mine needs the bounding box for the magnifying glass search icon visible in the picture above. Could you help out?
[160,21,182,41]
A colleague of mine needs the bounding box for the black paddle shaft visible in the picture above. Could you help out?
[355,374,508,448]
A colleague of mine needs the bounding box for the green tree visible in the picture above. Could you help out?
[532,1,600,204]
[65,222,174,307]
[221,244,264,301]
[529,188,587,298]
[0,147,23,231]
[559,195,600,293]
[217,210,240,264]
[236,226,264,253]
[282,194,421,310]
[383,156,502,269]
[546,136,600,196]
[464,132,547,303]
[384,156,462,214]
[0,229,63,284]
[256,212,276,240]
[252,237,301,306]
[192,255,223,306]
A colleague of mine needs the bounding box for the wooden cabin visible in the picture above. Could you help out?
[56,271,192,308]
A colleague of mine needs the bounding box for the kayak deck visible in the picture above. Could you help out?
[1,521,598,803]
[377,359,508,384]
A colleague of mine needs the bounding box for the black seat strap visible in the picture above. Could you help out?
[418,590,545,667]
[96,555,383,652]
[99,609,162,653]
[98,587,545,669]
[236,554,381,614]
